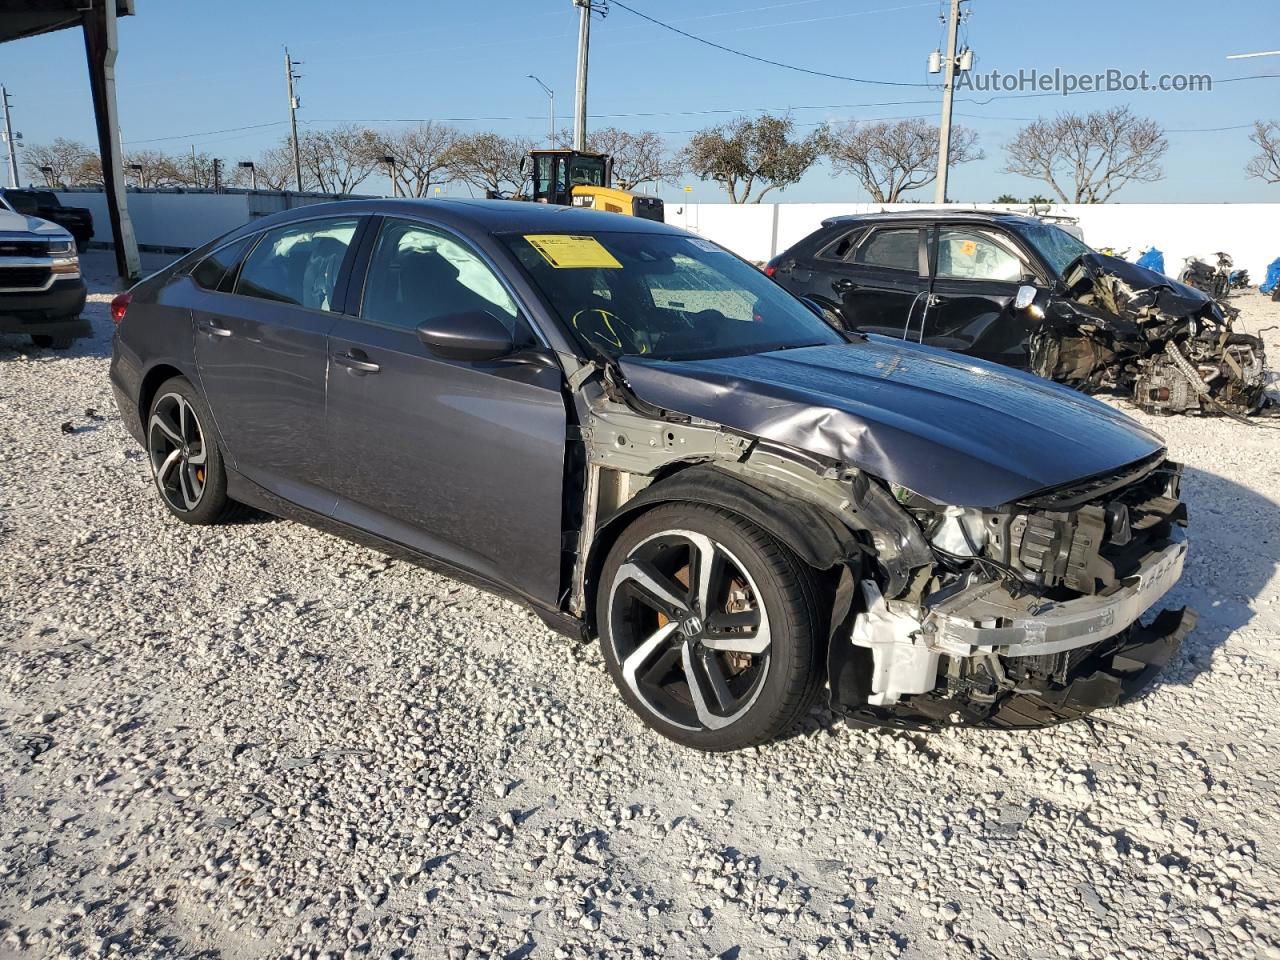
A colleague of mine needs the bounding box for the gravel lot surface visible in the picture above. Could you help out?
[1,252,1279,960]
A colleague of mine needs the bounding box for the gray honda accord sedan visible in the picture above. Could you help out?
[110,199,1194,750]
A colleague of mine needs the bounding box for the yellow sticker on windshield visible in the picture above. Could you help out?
[524,234,622,269]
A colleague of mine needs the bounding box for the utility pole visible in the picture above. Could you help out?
[212,158,222,193]
[572,0,593,151]
[285,48,303,191]
[2,86,19,189]
[527,75,555,146]
[933,0,963,204]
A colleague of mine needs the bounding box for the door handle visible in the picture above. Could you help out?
[333,350,380,374]
[198,320,232,337]
[831,278,858,294]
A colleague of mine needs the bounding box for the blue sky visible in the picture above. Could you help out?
[2,0,1278,203]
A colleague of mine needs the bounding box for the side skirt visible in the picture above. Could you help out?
[224,469,588,643]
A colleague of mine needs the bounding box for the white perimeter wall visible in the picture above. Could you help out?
[668,202,1280,282]
[54,191,1280,282]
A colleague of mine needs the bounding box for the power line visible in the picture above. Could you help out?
[125,120,287,145]
[608,0,935,88]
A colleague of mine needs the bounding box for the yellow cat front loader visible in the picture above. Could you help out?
[527,149,664,222]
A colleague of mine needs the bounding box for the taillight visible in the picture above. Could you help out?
[764,263,777,277]
[110,291,132,326]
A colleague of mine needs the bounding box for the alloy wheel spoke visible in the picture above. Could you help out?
[179,464,201,509]
[621,621,680,689]
[681,641,733,730]
[157,448,182,485]
[687,531,724,617]
[615,560,690,619]
[150,412,182,448]
[187,444,207,466]
[701,607,771,655]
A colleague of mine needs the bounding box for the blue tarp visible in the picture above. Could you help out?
[1136,248,1165,275]
[1261,257,1280,295]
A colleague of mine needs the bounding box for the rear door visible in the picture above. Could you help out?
[924,224,1038,364]
[324,216,567,606]
[827,225,928,339]
[193,215,364,511]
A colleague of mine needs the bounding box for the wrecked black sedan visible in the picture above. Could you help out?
[767,211,1267,418]
[111,200,1193,750]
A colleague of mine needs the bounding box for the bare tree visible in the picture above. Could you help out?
[827,118,981,202]
[1005,107,1167,203]
[123,150,184,188]
[297,125,382,194]
[682,115,826,203]
[170,151,221,189]
[1247,120,1280,184]
[446,132,535,198]
[376,122,459,197]
[554,126,683,191]
[21,138,98,187]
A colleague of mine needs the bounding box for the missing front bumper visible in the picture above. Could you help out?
[835,606,1197,730]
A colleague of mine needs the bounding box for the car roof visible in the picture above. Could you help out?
[243,197,686,238]
[820,210,1049,230]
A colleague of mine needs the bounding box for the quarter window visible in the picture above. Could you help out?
[190,235,254,293]
[235,218,359,310]
[935,228,1025,282]
[853,228,919,272]
[360,219,522,334]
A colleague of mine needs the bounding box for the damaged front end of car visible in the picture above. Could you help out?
[563,339,1194,732]
[829,457,1195,729]
[1029,252,1269,420]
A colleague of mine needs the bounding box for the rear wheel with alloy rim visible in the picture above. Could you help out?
[597,503,825,751]
[146,376,239,524]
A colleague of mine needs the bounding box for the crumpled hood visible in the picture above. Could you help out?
[619,337,1164,508]
[1075,252,1220,322]
[0,207,70,237]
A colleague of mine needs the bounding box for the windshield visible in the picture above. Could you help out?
[568,156,606,188]
[1017,221,1091,277]
[502,231,846,361]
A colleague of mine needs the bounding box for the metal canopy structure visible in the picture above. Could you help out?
[0,0,140,279]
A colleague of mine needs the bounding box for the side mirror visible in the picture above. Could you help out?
[416,311,517,362]
[1013,284,1038,311]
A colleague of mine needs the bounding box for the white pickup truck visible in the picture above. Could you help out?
[0,194,88,349]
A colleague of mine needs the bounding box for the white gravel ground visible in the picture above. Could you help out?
[1,252,1279,960]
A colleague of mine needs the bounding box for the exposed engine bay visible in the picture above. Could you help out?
[1028,252,1269,420]
[830,456,1194,728]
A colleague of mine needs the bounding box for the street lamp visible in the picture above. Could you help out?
[381,154,398,197]
[238,160,257,190]
[127,162,143,188]
[38,164,54,187]
[527,74,555,146]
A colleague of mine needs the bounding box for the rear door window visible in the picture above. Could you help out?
[190,235,255,293]
[235,217,359,311]
[853,228,920,272]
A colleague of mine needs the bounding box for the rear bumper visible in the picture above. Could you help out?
[0,278,88,332]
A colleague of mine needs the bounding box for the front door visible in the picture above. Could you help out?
[324,217,568,606]
[924,225,1037,365]
[829,225,928,340]
[193,215,364,511]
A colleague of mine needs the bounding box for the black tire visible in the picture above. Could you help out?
[596,503,826,751]
[31,333,75,350]
[145,376,241,525]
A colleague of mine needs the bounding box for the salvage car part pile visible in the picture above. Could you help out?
[1029,253,1269,419]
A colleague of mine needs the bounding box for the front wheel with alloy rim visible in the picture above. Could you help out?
[597,503,825,751]
[146,376,240,524]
